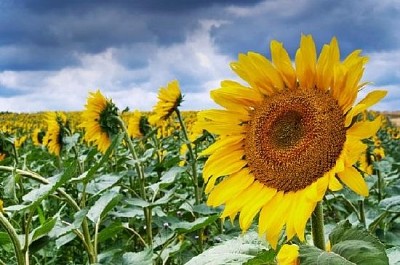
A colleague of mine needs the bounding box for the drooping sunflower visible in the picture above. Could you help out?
[149,80,183,125]
[127,110,149,138]
[80,90,120,153]
[196,35,387,248]
[43,112,67,156]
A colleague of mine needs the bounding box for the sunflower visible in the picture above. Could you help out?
[276,244,299,265]
[196,35,387,248]
[43,112,67,156]
[80,90,120,153]
[127,110,149,138]
[149,80,182,125]
[32,128,45,146]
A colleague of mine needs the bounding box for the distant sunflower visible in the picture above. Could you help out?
[197,35,387,248]
[127,110,149,138]
[80,90,120,153]
[149,80,182,125]
[32,128,45,146]
[43,112,67,156]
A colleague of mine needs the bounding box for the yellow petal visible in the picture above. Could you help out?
[207,169,254,206]
[270,40,296,89]
[200,135,244,156]
[295,34,316,89]
[221,181,264,218]
[347,117,382,139]
[337,166,369,196]
[239,187,276,231]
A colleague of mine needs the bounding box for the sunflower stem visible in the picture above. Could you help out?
[175,108,204,252]
[114,116,153,246]
[311,201,326,251]
[0,212,26,265]
[359,199,367,228]
[175,108,201,205]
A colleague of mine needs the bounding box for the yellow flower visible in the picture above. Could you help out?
[80,90,120,153]
[32,128,45,146]
[0,199,4,214]
[149,80,182,125]
[43,112,67,156]
[197,35,387,248]
[0,153,5,161]
[277,244,299,265]
[127,110,148,138]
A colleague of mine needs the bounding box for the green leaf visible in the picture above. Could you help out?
[244,249,276,265]
[387,247,400,265]
[83,133,124,184]
[97,221,124,243]
[171,215,219,234]
[85,174,123,196]
[300,245,355,265]
[148,166,185,193]
[16,162,76,211]
[379,195,400,212]
[122,248,153,265]
[329,220,388,265]
[30,217,57,243]
[87,188,122,223]
[0,232,11,245]
[186,231,267,265]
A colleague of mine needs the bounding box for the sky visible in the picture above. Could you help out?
[0,0,399,112]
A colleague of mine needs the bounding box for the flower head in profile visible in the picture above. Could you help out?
[277,244,299,265]
[32,128,45,146]
[80,90,120,153]
[197,35,386,248]
[127,110,150,138]
[43,112,68,156]
[149,80,182,125]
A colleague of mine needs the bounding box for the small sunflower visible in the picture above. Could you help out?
[197,35,387,248]
[80,90,120,153]
[127,110,149,138]
[276,244,299,265]
[32,128,45,146]
[43,112,67,156]
[149,80,182,125]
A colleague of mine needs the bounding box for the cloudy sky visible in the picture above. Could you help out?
[0,0,399,112]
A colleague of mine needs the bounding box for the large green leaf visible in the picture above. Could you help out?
[185,231,267,265]
[122,248,153,265]
[86,188,122,223]
[379,195,400,213]
[6,162,76,212]
[85,174,123,196]
[300,245,355,264]
[300,220,388,265]
[171,215,218,234]
[30,217,57,243]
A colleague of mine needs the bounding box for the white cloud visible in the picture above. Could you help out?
[0,19,235,112]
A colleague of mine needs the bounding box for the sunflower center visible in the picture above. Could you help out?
[270,111,304,148]
[245,88,346,192]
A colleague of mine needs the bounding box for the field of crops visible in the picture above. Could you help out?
[0,100,400,264]
[1,36,400,265]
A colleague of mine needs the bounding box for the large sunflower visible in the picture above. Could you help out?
[43,112,67,156]
[80,90,120,153]
[149,80,182,125]
[196,35,387,248]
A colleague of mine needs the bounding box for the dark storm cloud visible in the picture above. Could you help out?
[0,0,263,71]
[212,0,400,58]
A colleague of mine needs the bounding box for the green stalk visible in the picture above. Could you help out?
[175,109,201,205]
[311,201,326,251]
[359,199,366,228]
[0,166,97,264]
[114,116,153,245]
[0,212,26,265]
[175,109,204,252]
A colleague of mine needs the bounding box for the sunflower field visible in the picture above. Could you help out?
[1,35,400,265]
